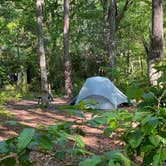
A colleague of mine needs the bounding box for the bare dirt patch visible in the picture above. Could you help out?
[0,98,127,165]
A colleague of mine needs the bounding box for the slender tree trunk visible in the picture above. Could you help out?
[36,0,49,107]
[15,28,28,93]
[148,0,163,85]
[16,28,21,91]
[126,51,130,74]
[63,0,72,98]
[101,0,109,50]
[109,0,116,80]
[140,57,144,76]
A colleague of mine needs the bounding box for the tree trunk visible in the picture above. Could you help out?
[126,51,131,74]
[36,0,49,107]
[63,0,72,98]
[109,0,116,80]
[101,0,109,50]
[22,71,28,93]
[148,0,163,85]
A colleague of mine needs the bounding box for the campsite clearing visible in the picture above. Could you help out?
[0,98,133,165]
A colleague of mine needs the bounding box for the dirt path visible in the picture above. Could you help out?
[0,98,124,165]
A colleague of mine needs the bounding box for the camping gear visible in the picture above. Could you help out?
[75,76,128,110]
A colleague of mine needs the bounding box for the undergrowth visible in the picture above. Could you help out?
[0,72,165,165]
[0,108,13,118]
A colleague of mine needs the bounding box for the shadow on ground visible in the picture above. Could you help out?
[0,98,124,154]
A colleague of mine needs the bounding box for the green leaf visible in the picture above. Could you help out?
[140,144,154,153]
[93,116,108,124]
[104,151,131,166]
[142,92,155,102]
[62,107,85,118]
[132,111,146,121]
[79,155,101,166]
[55,151,66,160]
[19,159,33,166]
[152,152,161,166]
[128,128,143,148]
[108,118,118,129]
[142,117,158,134]
[1,157,16,166]
[143,151,156,166]
[159,136,166,144]
[126,86,143,101]
[104,127,115,135]
[119,111,132,121]
[70,109,85,118]
[56,122,73,131]
[37,135,53,150]
[17,128,35,151]
[104,150,123,158]
[148,117,158,128]
[19,151,33,166]
[0,141,8,154]
[108,159,121,166]
[114,153,131,166]
[5,136,17,144]
[89,115,109,127]
[73,135,85,149]
[149,135,160,147]
[108,160,115,166]
[67,148,93,156]
[160,148,166,160]
[140,114,152,125]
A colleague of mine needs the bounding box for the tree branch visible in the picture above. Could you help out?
[116,0,132,26]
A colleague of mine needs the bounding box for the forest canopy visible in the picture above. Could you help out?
[0,0,166,98]
[0,0,166,165]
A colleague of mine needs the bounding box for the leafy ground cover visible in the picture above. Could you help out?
[0,87,165,166]
[0,98,129,165]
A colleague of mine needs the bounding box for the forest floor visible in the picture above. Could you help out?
[0,98,136,166]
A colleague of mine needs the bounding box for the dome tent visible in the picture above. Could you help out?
[75,76,128,110]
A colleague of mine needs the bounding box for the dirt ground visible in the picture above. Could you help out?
[0,98,126,165]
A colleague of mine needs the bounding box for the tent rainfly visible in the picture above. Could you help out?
[75,76,128,110]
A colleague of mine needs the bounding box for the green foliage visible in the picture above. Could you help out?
[0,88,22,105]
[122,84,166,166]
[89,110,132,136]
[123,108,166,165]
[0,0,166,165]
[0,157,16,166]
[138,86,166,109]
[79,155,101,166]
[17,128,35,151]
[0,108,13,118]
[126,86,144,101]
[79,150,131,166]
[59,105,85,118]
[0,121,90,165]
[76,80,165,165]
[0,141,9,154]
[0,84,166,165]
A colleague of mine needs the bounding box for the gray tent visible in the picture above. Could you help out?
[75,76,128,110]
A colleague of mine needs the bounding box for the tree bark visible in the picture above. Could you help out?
[148,0,163,85]
[109,0,116,80]
[100,0,132,80]
[36,0,49,107]
[100,0,109,50]
[63,0,72,98]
